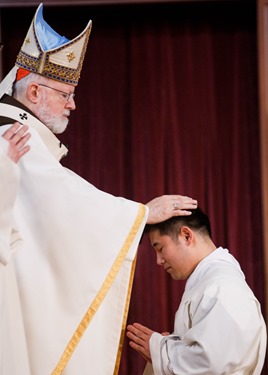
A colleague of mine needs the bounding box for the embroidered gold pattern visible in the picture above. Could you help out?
[66,51,76,62]
[51,204,147,375]
[25,37,30,45]
[16,51,40,72]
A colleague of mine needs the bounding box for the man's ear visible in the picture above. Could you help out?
[27,82,39,103]
[180,226,193,245]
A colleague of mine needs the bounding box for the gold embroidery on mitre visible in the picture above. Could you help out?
[66,51,76,62]
[15,5,92,86]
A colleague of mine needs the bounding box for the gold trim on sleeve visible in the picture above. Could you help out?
[51,203,147,375]
[113,254,138,375]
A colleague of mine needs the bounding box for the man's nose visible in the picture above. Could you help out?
[156,253,164,266]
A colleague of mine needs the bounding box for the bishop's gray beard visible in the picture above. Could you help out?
[35,104,70,134]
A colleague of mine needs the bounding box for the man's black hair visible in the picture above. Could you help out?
[144,207,212,239]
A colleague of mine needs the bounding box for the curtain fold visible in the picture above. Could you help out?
[1,2,265,374]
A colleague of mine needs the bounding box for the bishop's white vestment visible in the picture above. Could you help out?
[0,142,31,375]
[0,96,148,374]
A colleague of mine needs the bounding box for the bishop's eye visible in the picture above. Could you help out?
[61,92,70,101]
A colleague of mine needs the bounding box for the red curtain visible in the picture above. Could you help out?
[2,1,266,374]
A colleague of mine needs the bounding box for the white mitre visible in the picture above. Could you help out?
[0,3,92,98]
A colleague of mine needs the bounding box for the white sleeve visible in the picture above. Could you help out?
[149,279,266,374]
[0,140,20,265]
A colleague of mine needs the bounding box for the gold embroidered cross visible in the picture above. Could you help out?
[25,37,30,45]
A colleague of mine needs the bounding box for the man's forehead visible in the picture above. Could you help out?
[149,229,167,247]
[47,78,75,91]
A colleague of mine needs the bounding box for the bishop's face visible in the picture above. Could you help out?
[36,80,76,134]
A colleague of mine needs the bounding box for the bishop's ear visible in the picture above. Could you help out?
[27,83,40,103]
